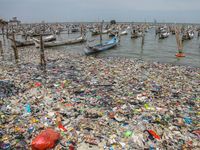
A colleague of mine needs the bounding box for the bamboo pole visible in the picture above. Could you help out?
[100,20,104,41]
[11,31,19,60]
[1,25,4,36]
[6,25,8,39]
[175,27,185,57]
[118,25,121,42]
[154,19,157,36]
[181,23,186,41]
[25,29,27,41]
[98,18,100,34]
[80,22,82,34]
[142,27,144,44]
[0,41,3,60]
[40,34,46,70]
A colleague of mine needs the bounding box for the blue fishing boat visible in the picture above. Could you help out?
[71,27,79,32]
[83,36,118,55]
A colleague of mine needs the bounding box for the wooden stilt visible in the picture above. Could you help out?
[154,19,157,36]
[142,27,144,44]
[0,41,3,60]
[175,27,185,57]
[80,22,82,34]
[100,20,104,41]
[40,34,46,70]
[181,23,186,41]
[6,25,8,39]
[25,29,27,41]
[11,31,19,60]
[1,25,4,36]
[118,25,121,42]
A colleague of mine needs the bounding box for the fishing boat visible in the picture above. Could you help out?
[159,31,169,39]
[29,32,52,37]
[9,40,34,47]
[187,30,194,39]
[91,29,110,35]
[83,35,118,55]
[109,30,128,36]
[9,34,56,47]
[131,30,143,38]
[71,27,79,32]
[33,34,86,48]
[20,30,26,36]
[171,27,175,35]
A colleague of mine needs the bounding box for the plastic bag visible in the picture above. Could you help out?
[31,128,60,150]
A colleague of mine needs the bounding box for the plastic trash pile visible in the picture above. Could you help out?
[0,48,200,149]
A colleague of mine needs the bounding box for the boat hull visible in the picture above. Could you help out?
[159,32,169,39]
[131,33,143,38]
[34,35,86,48]
[83,43,117,55]
[83,36,118,55]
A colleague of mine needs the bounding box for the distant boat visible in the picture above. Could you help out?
[131,31,143,38]
[20,30,26,36]
[91,28,110,35]
[9,34,56,47]
[159,31,169,39]
[71,27,79,32]
[109,30,128,36]
[187,31,194,39]
[171,27,175,35]
[83,35,118,55]
[33,34,86,48]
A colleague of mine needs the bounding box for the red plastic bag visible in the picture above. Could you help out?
[31,128,60,150]
[149,130,160,139]
[35,83,42,86]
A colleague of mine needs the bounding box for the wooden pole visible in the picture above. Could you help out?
[175,27,185,57]
[100,20,104,41]
[154,19,157,36]
[181,23,185,41]
[40,34,46,70]
[80,22,82,34]
[40,34,43,66]
[118,25,121,42]
[0,41,3,60]
[98,18,100,34]
[1,25,4,36]
[11,31,19,60]
[25,29,27,41]
[142,27,144,44]
[6,25,8,39]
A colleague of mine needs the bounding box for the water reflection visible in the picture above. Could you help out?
[172,57,180,65]
[140,43,144,60]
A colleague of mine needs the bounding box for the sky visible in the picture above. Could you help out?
[0,0,200,24]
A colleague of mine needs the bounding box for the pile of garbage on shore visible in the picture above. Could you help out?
[0,48,200,149]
